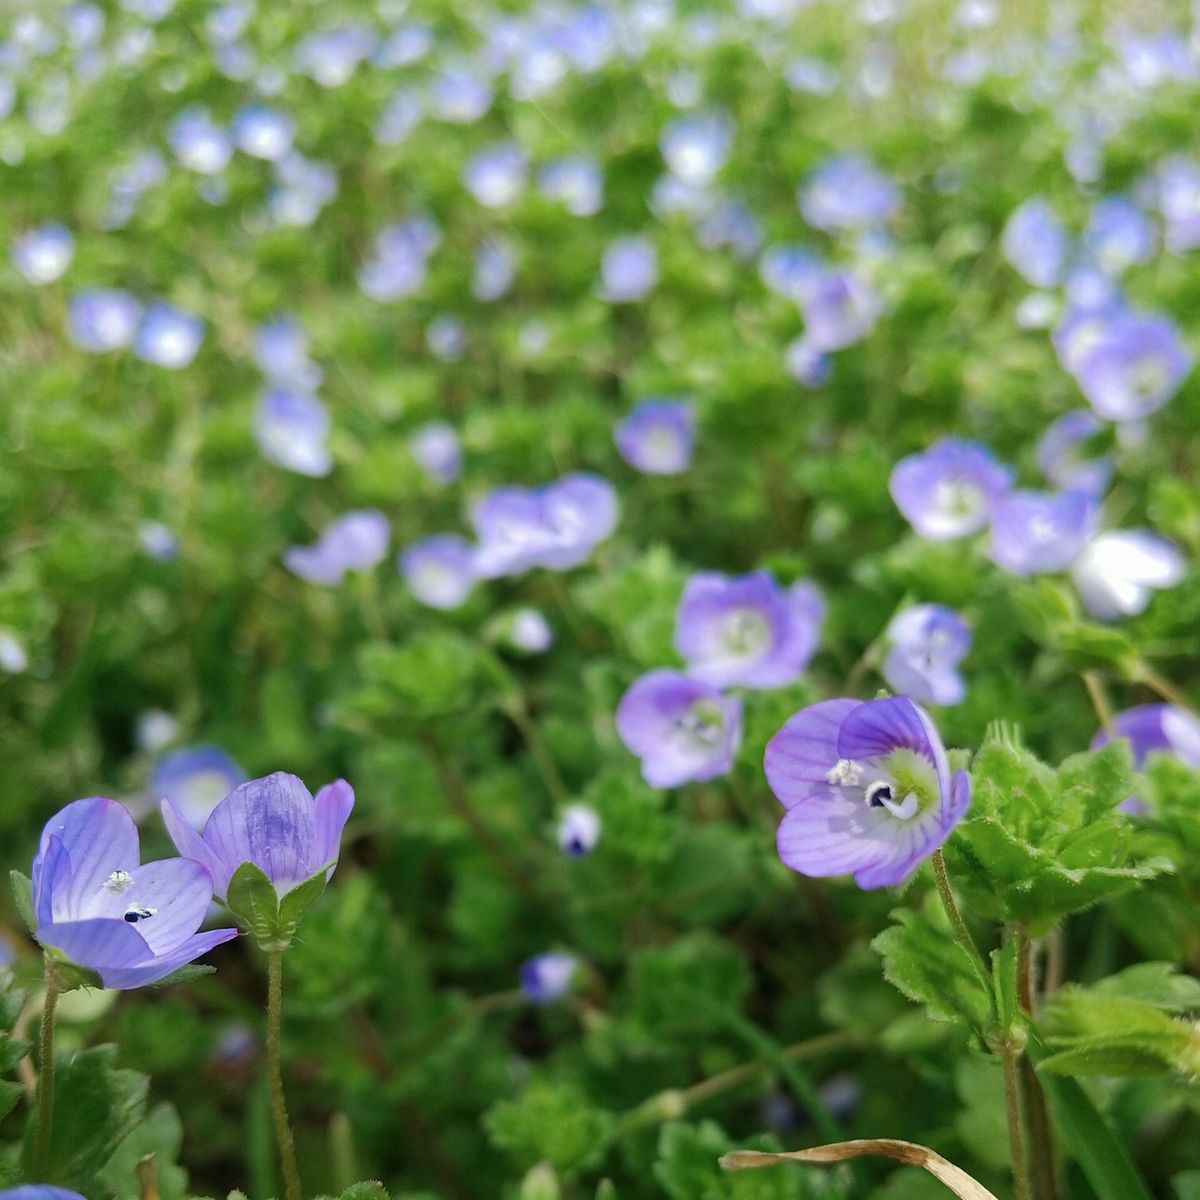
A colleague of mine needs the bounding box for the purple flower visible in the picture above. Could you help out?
[470,487,550,578]
[254,388,332,477]
[614,400,695,474]
[254,316,321,389]
[12,223,73,285]
[136,708,180,752]
[294,24,375,88]
[284,510,389,586]
[463,142,527,208]
[537,473,618,570]
[232,104,294,161]
[538,156,603,216]
[1001,198,1069,288]
[1084,197,1155,276]
[162,771,354,901]
[374,86,424,145]
[32,798,237,988]
[598,236,657,302]
[800,268,880,351]
[472,239,516,302]
[674,571,823,689]
[766,696,970,889]
[426,315,467,362]
[0,630,29,674]
[399,535,476,610]
[1157,156,1200,254]
[139,520,179,560]
[1035,410,1112,496]
[168,106,232,174]
[428,67,492,124]
[67,289,141,352]
[784,337,832,388]
[150,745,247,831]
[0,1188,89,1200]
[557,804,600,857]
[1069,529,1185,621]
[696,199,762,259]
[519,952,577,1003]
[1072,312,1192,422]
[987,489,1097,576]
[133,303,204,369]
[508,607,553,653]
[799,154,898,233]
[759,244,824,301]
[1053,297,1129,375]
[1091,705,1200,769]
[358,218,439,301]
[659,111,732,186]
[882,605,970,706]
[616,670,742,788]
[410,421,461,484]
[889,438,1013,540]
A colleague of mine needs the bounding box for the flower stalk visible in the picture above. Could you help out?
[266,948,303,1200]
[31,962,61,1178]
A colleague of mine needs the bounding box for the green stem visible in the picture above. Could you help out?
[266,949,303,1200]
[930,849,994,1002]
[31,970,60,1178]
[1017,934,1060,1200]
[1001,1046,1033,1200]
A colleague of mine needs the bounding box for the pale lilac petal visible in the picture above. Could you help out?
[98,926,239,990]
[202,772,317,895]
[776,794,900,877]
[313,779,354,870]
[76,858,215,955]
[764,698,862,810]
[35,798,140,920]
[36,917,150,973]
[161,795,224,885]
[33,836,72,926]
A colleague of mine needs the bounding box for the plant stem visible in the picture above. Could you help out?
[506,698,571,809]
[266,949,303,1200]
[1017,935,1060,1200]
[31,968,60,1178]
[1001,1045,1033,1200]
[930,849,994,1000]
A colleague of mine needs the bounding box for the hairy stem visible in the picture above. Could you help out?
[1017,935,1060,1200]
[930,849,994,1000]
[1001,1046,1033,1200]
[31,969,60,1178]
[267,949,303,1200]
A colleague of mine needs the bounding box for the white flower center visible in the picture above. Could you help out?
[104,870,134,893]
[934,479,983,519]
[826,758,863,786]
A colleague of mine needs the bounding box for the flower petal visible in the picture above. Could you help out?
[313,779,354,871]
[36,917,150,973]
[34,799,140,921]
[764,698,861,810]
[202,772,317,895]
[76,857,216,955]
[776,795,901,878]
[161,795,224,887]
[33,836,72,927]
[97,926,239,990]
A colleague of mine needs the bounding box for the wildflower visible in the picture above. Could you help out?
[508,607,553,653]
[232,104,295,161]
[616,670,742,787]
[150,745,247,831]
[0,1187,89,1200]
[889,437,1013,540]
[168,106,232,174]
[800,268,880,351]
[597,236,657,302]
[399,535,476,610]
[659,111,732,186]
[426,315,467,362]
[882,605,970,706]
[557,805,600,857]
[675,571,823,689]
[410,421,461,484]
[785,337,832,387]
[1001,198,1068,288]
[1084,196,1155,276]
[132,303,204,369]
[31,798,237,988]
[1034,410,1112,496]
[538,156,603,216]
[463,142,527,208]
[799,153,898,233]
[284,511,389,586]
[519,953,578,1003]
[1157,155,1200,254]
[614,400,695,474]
[162,772,354,902]
[472,239,516,301]
[1069,529,1185,621]
[765,696,970,888]
[987,489,1097,576]
[1090,705,1200,769]
[1072,312,1191,422]
[0,630,28,674]
[254,316,321,390]
[427,67,492,123]
[67,289,141,352]
[254,388,332,477]
[12,223,73,285]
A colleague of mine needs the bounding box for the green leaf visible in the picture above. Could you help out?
[0,1034,30,1072]
[277,863,332,940]
[1029,1034,1155,1200]
[990,938,1019,1033]
[99,1101,188,1200]
[149,963,216,989]
[22,1043,147,1190]
[1091,963,1200,1012]
[485,1078,615,1173]
[872,906,993,1033]
[0,1079,24,1122]
[337,1184,390,1200]
[10,871,35,932]
[225,862,281,949]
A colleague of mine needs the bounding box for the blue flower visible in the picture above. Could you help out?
[556,805,600,857]
[889,438,1013,540]
[598,236,657,302]
[285,511,390,586]
[882,605,970,706]
[519,953,578,1003]
[399,535,476,611]
[987,489,1097,577]
[614,400,695,475]
[67,289,141,352]
[799,154,898,233]
[12,223,73,285]
[150,745,247,832]
[133,303,204,369]
[1002,198,1068,288]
